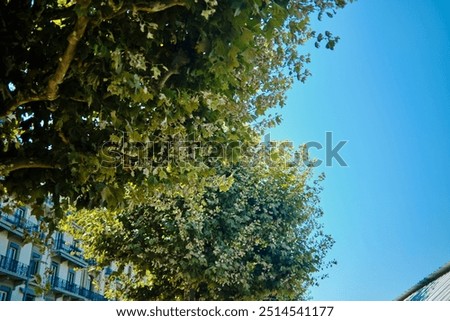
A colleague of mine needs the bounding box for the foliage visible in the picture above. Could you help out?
[65,145,334,300]
[1,0,351,300]
[1,0,351,218]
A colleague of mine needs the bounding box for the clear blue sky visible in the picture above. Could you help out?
[268,0,450,300]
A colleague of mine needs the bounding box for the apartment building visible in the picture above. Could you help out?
[0,206,107,301]
[397,261,450,301]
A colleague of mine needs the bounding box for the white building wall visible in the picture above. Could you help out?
[19,243,32,265]
[59,260,69,280]
[0,231,7,255]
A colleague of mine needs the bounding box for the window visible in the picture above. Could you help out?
[55,232,64,248]
[5,243,20,273]
[14,207,25,218]
[0,290,7,301]
[29,252,41,276]
[50,262,59,286]
[67,269,76,292]
[23,293,35,301]
[67,270,75,285]
[6,242,20,260]
[14,207,26,224]
[88,275,94,291]
[0,287,10,301]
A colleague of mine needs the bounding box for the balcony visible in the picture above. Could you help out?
[52,277,106,301]
[0,212,40,237]
[0,254,29,281]
[51,276,84,300]
[53,241,88,268]
[78,287,107,301]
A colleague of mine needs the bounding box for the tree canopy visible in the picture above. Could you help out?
[65,145,334,300]
[1,0,352,300]
[1,0,351,218]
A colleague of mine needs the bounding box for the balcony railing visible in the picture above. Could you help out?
[54,241,83,259]
[79,287,107,301]
[52,276,106,301]
[52,276,81,296]
[53,240,88,267]
[0,254,29,280]
[0,212,40,234]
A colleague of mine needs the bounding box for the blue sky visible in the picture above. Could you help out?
[268,0,450,300]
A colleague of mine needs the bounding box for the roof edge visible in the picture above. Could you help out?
[396,261,450,301]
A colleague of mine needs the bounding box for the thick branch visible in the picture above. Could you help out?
[3,95,48,117]
[159,51,190,89]
[1,160,61,175]
[1,0,186,118]
[46,13,90,100]
[1,0,91,118]
[132,0,188,13]
[158,70,179,90]
[110,0,188,17]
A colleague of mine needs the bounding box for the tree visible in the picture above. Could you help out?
[65,145,334,300]
[0,0,351,220]
[1,0,351,300]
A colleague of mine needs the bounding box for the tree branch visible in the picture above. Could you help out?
[1,0,91,118]
[1,160,61,175]
[132,0,188,13]
[3,95,49,117]
[46,10,90,100]
[158,51,190,89]
[109,0,188,18]
[1,0,187,118]
[158,70,179,90]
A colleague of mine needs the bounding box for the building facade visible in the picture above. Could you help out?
[397,261,450,301]
[0,206,107,301]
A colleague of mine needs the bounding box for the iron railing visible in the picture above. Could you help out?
[0,212,40,234]
[54,241,83,259]
[51,276,106,301]
[0,254,29,279]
